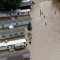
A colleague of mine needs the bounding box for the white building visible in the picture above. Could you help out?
[0,39,27,50]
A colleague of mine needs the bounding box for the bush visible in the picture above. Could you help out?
[0,0,22,11]
[27,22,32,31]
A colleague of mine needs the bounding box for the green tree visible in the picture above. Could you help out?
[58,0,60,2]
[27,22,32,31]
[0,0,22,11]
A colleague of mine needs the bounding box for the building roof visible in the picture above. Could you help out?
[15,9,30,13]
[0,39,26,47]
[20,1,32,7]
[22,0,31,2]
[0,50,30,60]
[0,28,25,35]
[7,55,25,60]
[0,9,31,15]
[0,17,32,25]
[0,55,25,60]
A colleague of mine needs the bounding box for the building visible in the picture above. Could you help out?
[0,39,27,50]
[0,28,25,39]
[0,50,30,60]
[20,0,32,9]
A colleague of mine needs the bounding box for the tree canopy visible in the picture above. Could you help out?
[27,22,32,31]
[0,0,22,11]
[58,0,60,2]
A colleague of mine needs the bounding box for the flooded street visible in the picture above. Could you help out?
[27,0,60,60]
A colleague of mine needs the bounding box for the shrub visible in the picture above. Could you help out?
[27,22,32,31]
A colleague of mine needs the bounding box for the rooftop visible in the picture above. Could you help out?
[22,0,31,2]
[0,39,26,47]
[0,16,31,25]
[0,9,31,14]
[0,28,25,35]
[0,50,30,60]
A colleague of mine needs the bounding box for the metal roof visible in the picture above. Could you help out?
[0,9,31,14]
[0,28,25,35]
[7,55,25,60]
[15,9,30,13]
[20,2,31,7]
[0,39,26,47]
[22,0,31,2]
[0,50,30,60]
[0,17,32,25]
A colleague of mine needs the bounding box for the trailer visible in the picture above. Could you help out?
[14,39,27,49]
[0,39,27,50]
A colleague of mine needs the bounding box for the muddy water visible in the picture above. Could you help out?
[27,0,60,60]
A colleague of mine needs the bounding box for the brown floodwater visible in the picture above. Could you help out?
[27,0,60,60]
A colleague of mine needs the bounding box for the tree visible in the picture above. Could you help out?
[0,0,22,11]
[58,0,60,2]
[27,22,32,31]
